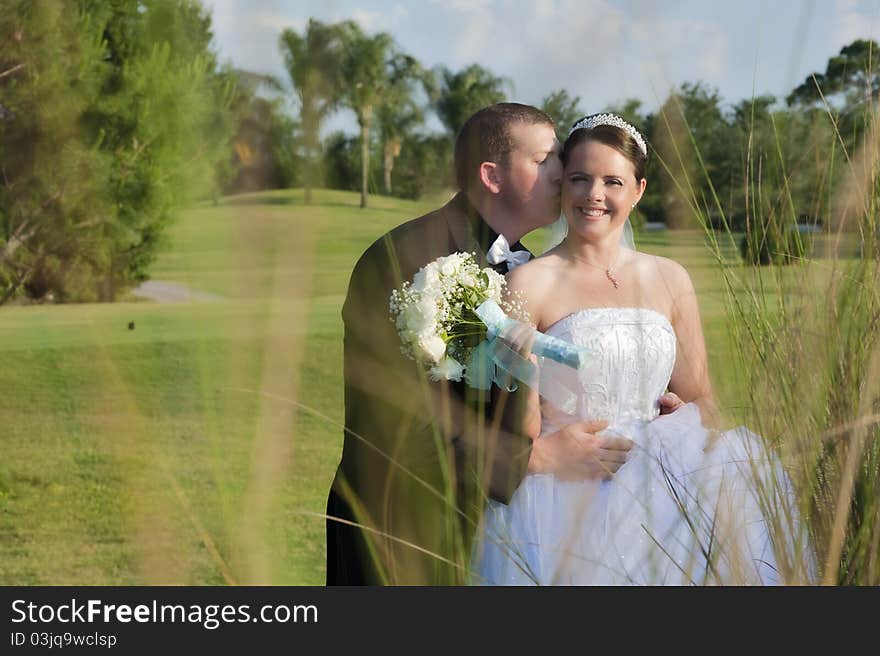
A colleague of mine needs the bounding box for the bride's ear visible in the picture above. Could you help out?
[635,178,647,203]
[479,161,503,195]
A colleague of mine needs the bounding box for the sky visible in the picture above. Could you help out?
[202,0,880,133]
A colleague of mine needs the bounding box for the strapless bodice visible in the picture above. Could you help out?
[539,307,676,429]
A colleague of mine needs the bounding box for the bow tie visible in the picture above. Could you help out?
[486,234,531,271]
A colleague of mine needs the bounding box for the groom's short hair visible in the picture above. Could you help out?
[454,103,554,193]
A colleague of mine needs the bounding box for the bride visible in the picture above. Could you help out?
[471,113,813,585]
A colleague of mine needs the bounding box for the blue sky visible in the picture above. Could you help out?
[203,0,880,132]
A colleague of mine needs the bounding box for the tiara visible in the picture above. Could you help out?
[569,113,647,156]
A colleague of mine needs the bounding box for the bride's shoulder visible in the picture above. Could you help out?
[501,253,564,323]
[507,250,565,285]
[532,246,571,269]
[632,252,693,288]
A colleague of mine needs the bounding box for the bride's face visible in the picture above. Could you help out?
[562,139,646,243]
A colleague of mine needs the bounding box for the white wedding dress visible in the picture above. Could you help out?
[472,307,809,585]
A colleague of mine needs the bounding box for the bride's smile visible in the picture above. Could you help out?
[562,139,645,243]
[574,205,609,219]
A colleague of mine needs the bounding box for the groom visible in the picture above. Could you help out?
[325,103,672,585]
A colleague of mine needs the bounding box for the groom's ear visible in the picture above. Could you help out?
[478,161,503,195]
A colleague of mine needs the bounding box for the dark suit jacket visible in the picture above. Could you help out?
[326,193,534,585]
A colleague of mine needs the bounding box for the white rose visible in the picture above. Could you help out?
[402,295,437,334]
[413,263,440,292]
[429,356,464,382]
[457,271,477,288]
[418,335,447,363]
[439,255,460,277]
[417,295,439,322]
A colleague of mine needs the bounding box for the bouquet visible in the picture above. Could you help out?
[389,252,509,383]
[389,252,586,388]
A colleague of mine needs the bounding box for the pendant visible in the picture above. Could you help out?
[605,268,619,289]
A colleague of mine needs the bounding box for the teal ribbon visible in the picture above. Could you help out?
[465,336,538,391]
[465,300,591,411]
[465,340,496,391]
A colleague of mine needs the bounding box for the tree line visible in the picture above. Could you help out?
[2,1,878,304]
[256,19,880,246]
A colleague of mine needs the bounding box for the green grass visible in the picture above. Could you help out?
[0,187,848,584]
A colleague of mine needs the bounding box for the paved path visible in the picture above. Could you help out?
[130,280,222,303]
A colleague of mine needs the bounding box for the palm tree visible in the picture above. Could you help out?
[279,19,344,205]
[338,23,430,208]
[337,22,394,208]
[376,55,432,196]
[432,64,511,137]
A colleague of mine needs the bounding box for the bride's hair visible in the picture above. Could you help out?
[561,120,647,181]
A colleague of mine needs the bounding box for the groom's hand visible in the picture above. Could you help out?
[658,392,685,415]
[527,420,633,481]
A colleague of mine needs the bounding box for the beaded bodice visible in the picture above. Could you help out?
[539,308,677,430]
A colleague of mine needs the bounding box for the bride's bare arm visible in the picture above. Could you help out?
[664,259,721,428]
[492,263,544,440]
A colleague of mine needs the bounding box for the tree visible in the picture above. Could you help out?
[0,0,234,303]
[432,64,510,137]
[787,39,880,163]
[0,0,107,303]
[391,133,454,199]
[83,0,234,299]
[652,82,734,228]
[322,131,363,192]
[788,39,880,109]
[540,89,582,139]
[375,55,432,196]
[222,69,299,193]
[337,22,397,208]
[279,19,345,205]
[726,95,778,228]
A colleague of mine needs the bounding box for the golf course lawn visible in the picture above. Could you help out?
[0,188,817,584]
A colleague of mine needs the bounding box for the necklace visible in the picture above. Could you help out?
[567,248,623,289]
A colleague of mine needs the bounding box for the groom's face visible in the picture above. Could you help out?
[498,122,562,228]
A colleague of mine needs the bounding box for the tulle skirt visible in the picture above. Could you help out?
[471,404,812,585]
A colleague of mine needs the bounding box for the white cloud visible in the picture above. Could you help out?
[405,0,733,113]
[415,0,628,104]
[391,4,410,22]
[426,0,496,65]
[201,0,875,135]
[832,0,880,46]
[349,8,382,30]
[632,14,731,98]
[429,0,495,13]
[503,0,628,103]
[252,10,304,32]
